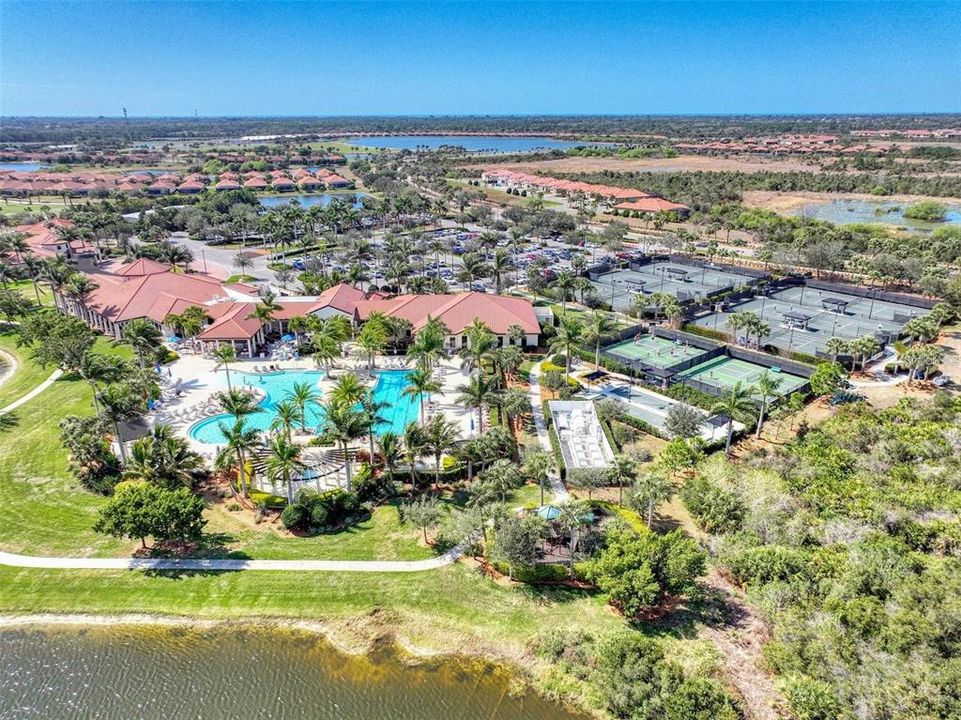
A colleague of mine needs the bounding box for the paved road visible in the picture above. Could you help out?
[527,362,569,502]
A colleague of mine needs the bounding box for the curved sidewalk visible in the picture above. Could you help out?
[0,545,464,573]
[527,362,569,502]
[0,368,64,416]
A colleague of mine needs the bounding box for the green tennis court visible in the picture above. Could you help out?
[606,335,710,368]
[678,356,808,395]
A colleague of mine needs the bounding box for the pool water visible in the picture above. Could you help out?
[189,370,418,444]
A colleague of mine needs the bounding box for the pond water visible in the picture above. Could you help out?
[347,135,587,153]
[259,193,366,209]
[0,162,43,172]
[0,625,587,720]
[791,198,961,229]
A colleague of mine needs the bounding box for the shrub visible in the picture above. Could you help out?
[681,474,745,534]
[728,545,810,586]
[664,677,741,720]
[280,503,307,530]
[779,675,842,720]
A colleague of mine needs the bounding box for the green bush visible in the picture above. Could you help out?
[280,503,307,530]
[249,488,286,510]
[490,560,570,583]
[728,545,810,586]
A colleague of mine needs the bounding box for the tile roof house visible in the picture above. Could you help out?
[354,291,541,347]
[614,198,691,218]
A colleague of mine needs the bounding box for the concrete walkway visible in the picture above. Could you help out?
[0,544,465,573]
[0,368,63,416]
[527,362,569,502]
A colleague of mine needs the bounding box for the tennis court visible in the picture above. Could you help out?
[692,285,923,355]
[590,262,758,312]
[605,334,711,368]
[677,356,808,396]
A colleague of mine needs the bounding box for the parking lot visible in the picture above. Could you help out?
[692,285,924,355]
[590,262,759,312]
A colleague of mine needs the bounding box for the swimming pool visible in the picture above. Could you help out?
[189,370,419,444]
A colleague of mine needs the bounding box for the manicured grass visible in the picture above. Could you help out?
[7,279,53,308]
[0,562,622,653]
[224,273,258,284]
[203,500,433,561]
[0,330,56,409]
[0,335,137,556]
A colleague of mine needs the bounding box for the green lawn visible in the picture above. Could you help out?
[0,562,622,654]
[7,279,53,308]
[0,330,56,409]
[204,500,433,561]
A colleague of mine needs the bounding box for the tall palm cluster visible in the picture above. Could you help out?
[454,320,527,434]
[724,310,771,347]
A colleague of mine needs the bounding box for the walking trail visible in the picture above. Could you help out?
[0,547,464,573]
[527,362,569,502]
[0,368,63,416]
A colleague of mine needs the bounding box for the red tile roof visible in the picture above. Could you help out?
[614,198,690,213]
[354,292,539,335]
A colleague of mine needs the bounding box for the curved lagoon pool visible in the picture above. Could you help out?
[189,369,419,444]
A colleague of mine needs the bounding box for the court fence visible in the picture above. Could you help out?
[804,280,938,311]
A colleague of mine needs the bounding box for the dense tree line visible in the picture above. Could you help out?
[5,114,960,144]
[558,170,961,209]
[683,394,961,720]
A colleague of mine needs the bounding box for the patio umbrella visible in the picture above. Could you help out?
[535,505,561,521]
[281,333,296,343]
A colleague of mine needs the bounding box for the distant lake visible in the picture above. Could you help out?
[0,162,43,172]
[792,198,961,230]
[0,625,587,720]
[259,193,367,209]
[347,135,588,153]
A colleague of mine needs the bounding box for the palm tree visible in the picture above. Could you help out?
[423,414,461,490]
[377,431,403,486]
[629,471,673,528]
[554,272,576,314]
[122,319,163,369]
[355,330,384,372]
[266,435,305,505]
[211,345,237,391]
[64,273,98,319]
[608,453,637,506]
[401,367,441,425]
[456,375,494,434]
[710,382,757,454]
[490,248,513,293]
[96,383,142,464]
[247,291,282,333]
[523,449,554,506]
[287,381,319,433]
[270,399,303,441]
[549,315,586,380]
[825,336,848,364]
[556,501,588,576]
[458,321,495,377]
[215,387,261,419]
[330,372,367,406]
[124,424,203,489]
[215,419,260,498]
[403,420,427,491]
[501,387,530,437]
[320,398,367,488]
[165,305,207,342]
[586,311,615,369]
[359,392,388,458]
[754,372,783,439]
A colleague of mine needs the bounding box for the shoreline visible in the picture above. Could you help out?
[0,611,601,718]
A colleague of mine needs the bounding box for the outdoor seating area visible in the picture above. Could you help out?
[549,400,615,470]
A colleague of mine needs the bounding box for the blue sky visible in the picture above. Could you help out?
[1,1,959,116]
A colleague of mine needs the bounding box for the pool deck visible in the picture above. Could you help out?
[145,348,475,472]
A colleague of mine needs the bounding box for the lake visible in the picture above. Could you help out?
[0,625,587,720]
[259,193,367,209]
[791,198,961,229]
[0,162,43,172]
[347,135,587,153]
